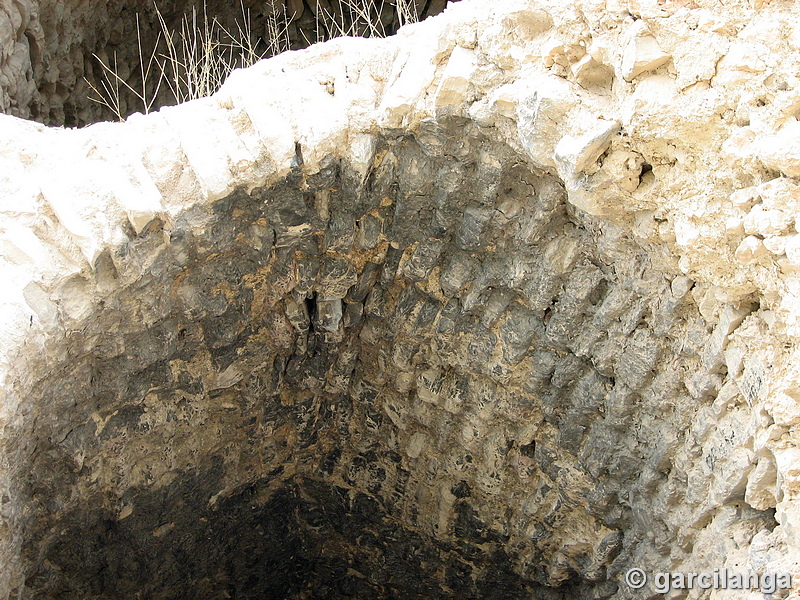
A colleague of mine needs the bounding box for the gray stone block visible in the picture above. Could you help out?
[356,213,384,249]
[403,238,444,281]
[439,252,476,297]
[437,299,461,333]
[482,289,515,328]
[380,245,404,284]
[526,350,557,391]
[346,261,381,303]
[323,211,356,253]
[499,302,540,357]
[616,329,661,391]
[456,206,493,250]
[318,257,357,300]
[343,301,364,329]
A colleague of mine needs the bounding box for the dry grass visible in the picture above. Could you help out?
[312,0,419,41]
[85,15,166,120]
[87,0,419,121]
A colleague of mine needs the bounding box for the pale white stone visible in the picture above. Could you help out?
[90,133,165,235]
[759,121,800,177]
[81,121,165,234]
[776,501,800,549]
[55,276,95,325]
[22,281,59,331]
[778,256,800,274]
[758,177,800,212]
[743,205,793,236]
[214,69,295,180]
[775,448,800,500]
[724,340,746,380]
[764,392,800,427]
[708,447,754,507]
[725,215,744,238]
[0,268,35,374]
[720,127,759,167]
[347,133,377,185]
[0,157,38,216]
[670,275,693,299]
[702,303,753,373]
[734,235,768,265]
[784,234,800,266]
[468,83,518,126]
[377,27,440,128]
[1,226,54,272]
[123,112,202,213]
[711,380,742,418]
[516,75,575,168]
[573,54,614,89]
[554,118,620,174]
[764,235,791,256]
[38,157,130,266]
[620,23,671,82]
[672,216,701,249]
[730,186,760,209]
[160,98,256,201]
[488,84,518,119]
[233,38,380,175]
[434,45,478,107]
[713,42,768,87]
[720,42,768,74]
[598,149,644,192]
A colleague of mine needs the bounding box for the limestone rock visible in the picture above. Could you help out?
[620,22,671,82]
[759,121,800,177]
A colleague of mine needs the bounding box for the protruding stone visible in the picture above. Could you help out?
[759,121,800,177]
[435,45,478,108]
[743,205,792,236]
[745,455,778,510]
[621,26,671,81]
[317,257,357,299]
[315,298,342,332]
[402,238,444,281]
[22,281,59,331]
[554,119,620,175]
[701,303,754,373]
[516,75,575,167]
[730,186,760,209]
[784,234,800,267]
[735,235,768,264]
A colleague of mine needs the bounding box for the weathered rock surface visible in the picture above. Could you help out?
[1,0,800,599]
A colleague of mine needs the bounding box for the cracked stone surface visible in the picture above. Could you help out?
[2,0,800,599]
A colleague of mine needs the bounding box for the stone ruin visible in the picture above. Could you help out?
[1,0,800,598]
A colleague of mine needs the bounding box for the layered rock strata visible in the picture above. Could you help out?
[1,0,800,598]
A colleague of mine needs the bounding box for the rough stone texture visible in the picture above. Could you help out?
[1,0,800,599]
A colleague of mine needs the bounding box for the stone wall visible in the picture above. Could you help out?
[1,0,800,599]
